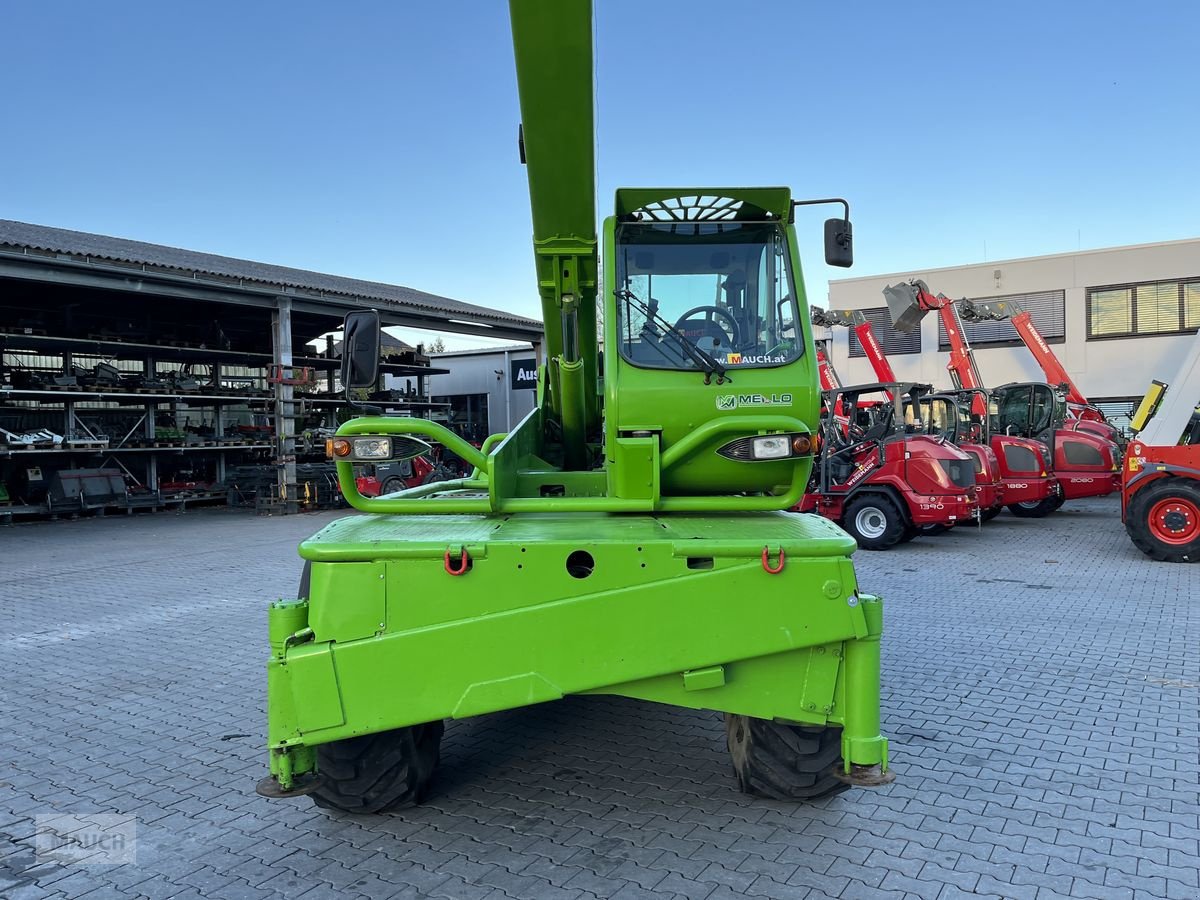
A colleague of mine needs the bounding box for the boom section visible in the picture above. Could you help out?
[883,280,986,415]
[959,298,1088,406]
[509,0,600,464]
[812,306,898,384]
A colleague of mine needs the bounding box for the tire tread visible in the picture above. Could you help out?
[726,715,850,801]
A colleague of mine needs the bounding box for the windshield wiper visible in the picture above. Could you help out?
[617,290,729,384]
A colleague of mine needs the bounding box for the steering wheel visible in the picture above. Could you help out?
[673,305,742,351]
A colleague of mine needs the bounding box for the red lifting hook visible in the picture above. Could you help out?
[444,547,471,576]
[761,546,785,574]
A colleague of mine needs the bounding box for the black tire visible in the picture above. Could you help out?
[896,524,917,544]
[726,715,849,801]
[980,506,1002,522]
[310,721,444,813]
[379,476,406,495]
[421,464,453,485]
[918,523,950,536]
[1008,496,1059,518]
[842,494,908,550]
[1125,478,1200,563]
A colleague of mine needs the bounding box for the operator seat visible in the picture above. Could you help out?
[860,409,895,444]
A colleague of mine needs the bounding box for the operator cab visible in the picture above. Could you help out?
[615,218,800,372]
[991,382,1062,446]
[603,189,851,497]
[992,381,1115,474]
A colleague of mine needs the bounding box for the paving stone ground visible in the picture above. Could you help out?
[1,497,1196,900]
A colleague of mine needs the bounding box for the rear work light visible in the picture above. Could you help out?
[718,432,813,462]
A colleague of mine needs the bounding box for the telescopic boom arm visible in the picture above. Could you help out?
[509,0,600,468]
[811,306,897,384]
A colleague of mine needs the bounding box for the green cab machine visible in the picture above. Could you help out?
[258,0,891,812]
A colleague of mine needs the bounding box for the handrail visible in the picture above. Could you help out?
[333,415,815,516]
[337,417,487,470]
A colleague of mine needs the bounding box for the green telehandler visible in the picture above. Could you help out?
[256,0,891,811]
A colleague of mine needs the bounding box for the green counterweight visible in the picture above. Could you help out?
[258,0,890,810]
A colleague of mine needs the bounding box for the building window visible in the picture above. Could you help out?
[938,290,1066,349]
[847,307,921,357]
[1087,277,1200,338]
[1186,283,1200,329]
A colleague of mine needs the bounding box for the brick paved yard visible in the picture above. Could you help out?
[1,497,1197,900]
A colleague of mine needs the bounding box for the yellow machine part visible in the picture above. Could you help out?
[1130,380,1167,435]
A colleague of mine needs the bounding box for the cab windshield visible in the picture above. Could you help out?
[615,221,802,370]
[909,397,958,441]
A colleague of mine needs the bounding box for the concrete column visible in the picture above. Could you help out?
[272,298,297,513]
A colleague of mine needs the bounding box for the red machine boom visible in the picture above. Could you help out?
[958,297,1109,427]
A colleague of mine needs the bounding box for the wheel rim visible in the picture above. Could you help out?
[854,506,888,539]
[1148,496,1200,545]
[1017,499,1041,509]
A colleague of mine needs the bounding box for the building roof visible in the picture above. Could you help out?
[0,218,542,334]
[431,343,535,358]
[829,235,1200,286]
[325,331,417,357]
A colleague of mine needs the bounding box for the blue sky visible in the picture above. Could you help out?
[3,1,1197,349]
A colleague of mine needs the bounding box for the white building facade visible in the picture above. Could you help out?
[824,238,1200,430]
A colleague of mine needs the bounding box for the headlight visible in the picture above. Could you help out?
[352,438,392,459]
[717,432,812,462]
[752,436,791,459]
[326,436,395,460]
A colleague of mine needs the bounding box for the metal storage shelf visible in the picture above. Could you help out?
[0,444,273,457]
[1,387,274,405]
[0,331,449,376]
[2,321,446,518]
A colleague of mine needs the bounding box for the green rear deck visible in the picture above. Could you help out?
[299,509,857,561]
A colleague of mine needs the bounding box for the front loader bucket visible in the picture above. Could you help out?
[883,282,927,334]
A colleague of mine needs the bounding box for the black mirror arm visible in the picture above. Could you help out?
[789,197,850,224]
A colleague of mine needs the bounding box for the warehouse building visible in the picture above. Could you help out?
[0,219,541,521]
[824,237,1200,432]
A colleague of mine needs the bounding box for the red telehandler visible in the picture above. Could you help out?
[812,306,1058,521]
[884,279,1119,516]
[1122,327,1200,561]
[956,297,1121,445]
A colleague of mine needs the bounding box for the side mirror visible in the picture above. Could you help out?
[341,309,381,394]
[824,217,853,268]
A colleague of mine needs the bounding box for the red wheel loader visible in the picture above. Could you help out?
[1122,327,1200,561]
[798,381,978,549]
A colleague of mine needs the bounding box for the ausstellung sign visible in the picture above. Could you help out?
[510,358,538,390]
